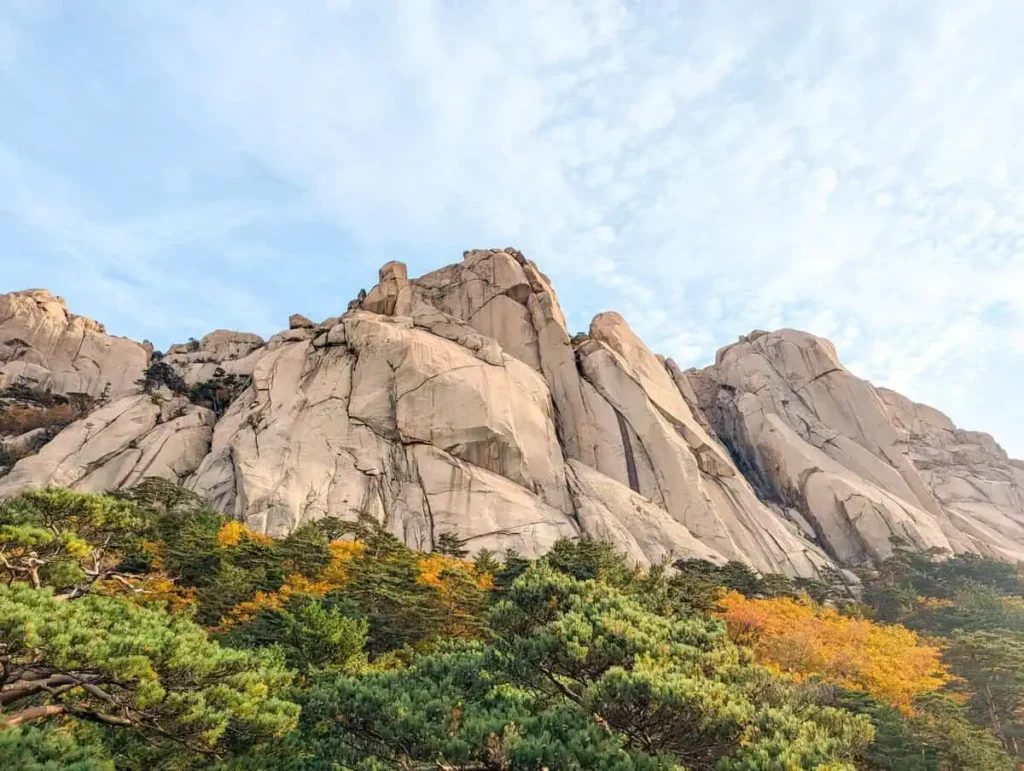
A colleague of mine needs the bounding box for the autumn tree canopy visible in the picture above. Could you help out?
[719,590,950,710]
[1,486,1020,770]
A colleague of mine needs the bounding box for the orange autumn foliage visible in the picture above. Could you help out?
[719,591,950,711]
[219,542,493,638]
[220,573,336,628]
[141,540,165,570]
[219,539,366,629]
[416,553,493,638]
[322,540,366,585]
[216,520,274,548]
[417,553,494,593]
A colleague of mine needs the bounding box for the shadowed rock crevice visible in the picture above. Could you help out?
[614,409,640,493]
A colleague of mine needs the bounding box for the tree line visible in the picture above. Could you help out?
[0,481,1020,769]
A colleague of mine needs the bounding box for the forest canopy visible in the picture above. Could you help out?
[0,483,1020,770]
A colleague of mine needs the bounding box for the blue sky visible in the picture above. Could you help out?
[2,1,1023,457]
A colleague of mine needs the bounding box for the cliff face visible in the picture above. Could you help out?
[2,250,1022,575]
[686,330,1024,565]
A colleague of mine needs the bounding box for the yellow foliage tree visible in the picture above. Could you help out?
[417,553,493,593]
[719,590,950,711]
[219,539,366,629]
[416,553,493,638]
[216,520,274,548]
[95,573,198,614]
[322,540,367,585]
[219,574,326,628]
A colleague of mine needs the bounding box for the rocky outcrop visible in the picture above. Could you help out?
[877,387,1024,561]
[163,330,265,385]
[1,426,51,462]
[2,254,1021,574]
[689,329,1024,564]
[401,249,601,465]
[345,252,826,575]
[0,394,214,495]
[567,459,725,567]
[187,311,576,551]
[573,316,828,576]
[0,289,148,399]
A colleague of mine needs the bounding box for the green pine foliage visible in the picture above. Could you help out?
[826,689,1014,771]
[290,564,872,770]
[0,725,114,771]
[222,595,369,674]
[0,585,298,765]
[489,563,872,770]
[858,543,1024,760]
[1,487,1021,769]
[0,488,147,594]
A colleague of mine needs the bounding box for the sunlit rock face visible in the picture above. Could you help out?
[687,329,1024,564]
[2,251,1021,574]
[1,289,148,399]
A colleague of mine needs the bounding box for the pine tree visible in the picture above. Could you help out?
[292,565,871,770]
[0,488,145,596]
[946,630,1024,757]
[434,531,469,558]
[0,585,298,766]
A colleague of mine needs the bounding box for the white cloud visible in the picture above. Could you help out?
[0,143,281,338]
[2,0,1023,455]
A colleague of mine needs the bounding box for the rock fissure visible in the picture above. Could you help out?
[416,466,437,551]
[456,520,570,543]
[794,367,845,392]
[395,363,488,403]
[614,409,641,494]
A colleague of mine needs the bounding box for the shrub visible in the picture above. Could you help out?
[135,361,187,395]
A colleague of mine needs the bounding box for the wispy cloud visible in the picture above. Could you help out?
[1,142,281,337]
[1,0,1022,455]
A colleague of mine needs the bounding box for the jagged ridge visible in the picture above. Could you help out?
[2,250,1022,576]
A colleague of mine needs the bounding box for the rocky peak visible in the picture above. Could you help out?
[4,288,71,318]
[162,330,266,386]
[167,329,266,359]
[1,253,1021,577]
[0,288,148,400]
[691,328,1024,564]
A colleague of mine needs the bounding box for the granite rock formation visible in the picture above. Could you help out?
[687,329,1024,564]
[1,289,148,399]
[2,251,1021,576]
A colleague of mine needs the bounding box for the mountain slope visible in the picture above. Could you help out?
[2,249,1022,575]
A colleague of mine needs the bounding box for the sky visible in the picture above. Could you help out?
[1,1,1023,457]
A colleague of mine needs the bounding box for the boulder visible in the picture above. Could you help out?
[878,387,1024,560]
[163,330,266,385]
